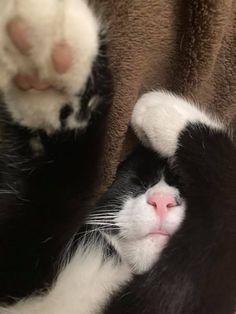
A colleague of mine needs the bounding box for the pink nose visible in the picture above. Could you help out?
[147,193,177,221]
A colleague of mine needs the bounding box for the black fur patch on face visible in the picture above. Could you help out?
[88,147,179,238]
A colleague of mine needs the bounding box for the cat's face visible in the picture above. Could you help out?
[87,147,186,274]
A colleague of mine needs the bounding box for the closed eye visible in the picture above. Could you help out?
[130,176,140,185]
[130,176,147,188]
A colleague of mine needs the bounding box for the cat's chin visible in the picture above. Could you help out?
[119,235,168,274]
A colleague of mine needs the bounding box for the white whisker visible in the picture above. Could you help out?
[87,217,116,220]
[86,221,117,226]
[88,213,117,217]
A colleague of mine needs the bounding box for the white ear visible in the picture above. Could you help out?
[131,90,223,157]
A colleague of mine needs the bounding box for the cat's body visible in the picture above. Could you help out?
[0,1,235,312]
[0,90,235,314]
[106,92,236,314]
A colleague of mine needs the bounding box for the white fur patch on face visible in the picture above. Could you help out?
[115,179,186,274]
[131,91,225,157]
[0,245,131,314]
[0,0,99,132]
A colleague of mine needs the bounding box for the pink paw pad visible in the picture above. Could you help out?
[6,18,73,90]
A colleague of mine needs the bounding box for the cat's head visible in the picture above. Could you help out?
[86,147,186,274]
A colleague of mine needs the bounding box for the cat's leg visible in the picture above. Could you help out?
[0,118,96,302]
[0,245,131,314]
[0,0,102,133]
[0,124,131,310]
[129,91,236,314]
[131,91,224,157]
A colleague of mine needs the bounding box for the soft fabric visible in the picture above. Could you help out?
[82,0,236,204]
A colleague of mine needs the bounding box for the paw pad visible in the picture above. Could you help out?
[0,0,100,132]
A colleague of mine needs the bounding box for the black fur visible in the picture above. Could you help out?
[0,30,112,303]
[75,31,112,126]
[104,124,236,314]
[0,124,88,303]
[0,113,235,314]
[60,104,74,128]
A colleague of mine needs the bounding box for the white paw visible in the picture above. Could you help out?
[0,0,100,133]
[131,91,223,157]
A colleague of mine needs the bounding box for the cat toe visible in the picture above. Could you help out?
[7,17,31,55]
[52,43,73,75]
[0,0,100,133]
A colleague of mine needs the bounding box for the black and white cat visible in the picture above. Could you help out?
[0,0,110,134]
[105,92,236,314]
[0,90,236,314]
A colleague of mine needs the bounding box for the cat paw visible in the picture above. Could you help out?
[131,91,223,157]
[0,0,100,133]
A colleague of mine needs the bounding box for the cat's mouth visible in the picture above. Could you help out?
[148,229,170,237]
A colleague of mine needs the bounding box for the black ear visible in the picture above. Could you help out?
[116,145,160,174]
[115,145,139,175]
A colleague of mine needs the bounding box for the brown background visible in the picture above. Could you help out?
[84,0,236,205]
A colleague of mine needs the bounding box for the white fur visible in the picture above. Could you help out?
[0,0,99,132]
[0,245,131,314]
[131,91,225,157]
[0,177,185,313]
[114,179,186,274]
[1,180,185,313]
